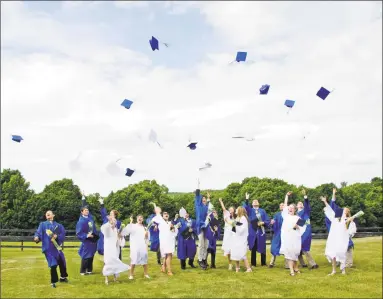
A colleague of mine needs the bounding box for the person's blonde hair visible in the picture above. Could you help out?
[236,206,249,223]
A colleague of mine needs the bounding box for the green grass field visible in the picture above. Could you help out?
[1,237,382,298]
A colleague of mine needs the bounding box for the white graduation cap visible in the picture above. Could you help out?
[199,162,212,171]
[148,129,163,148]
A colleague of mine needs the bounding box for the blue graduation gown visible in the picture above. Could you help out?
[97,205,121,255]
[297,197,312,252]
[34,221,66,268]
[205,214,221,253]
[243,202,270,253]
[194,190,208,235]
[270,211,283,256]
[76,215,98,259]
[325,200,354,250]
[146,214,160,252]
[176,218,197,260]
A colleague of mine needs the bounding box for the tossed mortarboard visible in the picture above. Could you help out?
[284,99,295,108]
[316,87,331,100]
[296,218,306,227]
[149,36,169,51]
[187,142,197,150]
[125,168,135,177]
[149,36,159,51]
[259,84,270,95]
[12,135,23,142]
[236,51,247,62]
[121,99,133,109]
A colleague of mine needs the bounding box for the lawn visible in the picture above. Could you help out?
[1,237,382,298]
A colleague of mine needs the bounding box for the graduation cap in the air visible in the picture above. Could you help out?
[199,162,212,171]
[236,51,247,62]
[125,168,135,177]
[12,135,23,143]
[316,87,332,100]
[148,129,163,148]
[285,100,295,108]
[259,84,270,95]
[121,99,133,109]
[187,142,198,150]
[149,36,169,51]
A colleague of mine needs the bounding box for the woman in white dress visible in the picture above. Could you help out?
[121,215,150,280]
[230,206,252,273]
[151,206,179,276]
[101,215,130,285]
[280,191,307,276]
[320,196,354,275]
[218,198,235,270]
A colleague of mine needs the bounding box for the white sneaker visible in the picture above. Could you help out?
[228,264,233,271]
[129,276,134,280]
[246,268,252,273]
[328,271,336,276]
[144,275,150,279]
[341,270,346,275]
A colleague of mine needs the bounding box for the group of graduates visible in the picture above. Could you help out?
[33,187,359,288]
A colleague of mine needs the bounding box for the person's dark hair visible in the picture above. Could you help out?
[81,206,89,212]
[111,209,120,218]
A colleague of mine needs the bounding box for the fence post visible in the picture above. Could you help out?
[21,240,24,252]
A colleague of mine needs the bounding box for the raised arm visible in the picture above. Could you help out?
[218,198,227,212]
[242,192,251,215]
[330,188,339,210]
[98,197,108,224]
[321,196,335,222]
[194,189,202,208]
[302,189,311,219]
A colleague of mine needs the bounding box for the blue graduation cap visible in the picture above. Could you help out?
[284,100,295,108]
[187,142,197,150]
[235,51,247,62]
[12,135,23,143]
[259,84,270,95]
[316,87,331,100]
[125,168,135,177]
[121,99,133,109]
[149,36,159,51]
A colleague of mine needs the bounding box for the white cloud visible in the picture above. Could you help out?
[1,1,381,194]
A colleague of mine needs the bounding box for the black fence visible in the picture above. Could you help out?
[1,227,382,251]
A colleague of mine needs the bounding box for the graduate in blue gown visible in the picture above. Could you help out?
[174,209,198,270]
[146,209,162,265]
[268,203,285,268]
[194,188,210,270]
[76,193,99,275]
[243,192,270,267]
[34,210,68,288]
[296,189,319,269]
[97,197,123,260]
[205,210,221,269]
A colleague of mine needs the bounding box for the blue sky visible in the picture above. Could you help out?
[1,1,382,195]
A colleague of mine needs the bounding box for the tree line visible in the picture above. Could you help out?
[1,168,382,230]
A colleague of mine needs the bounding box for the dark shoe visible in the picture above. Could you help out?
[268,264,274,268]
[198,260,205,269]
[181,260,186,270]
[302,265,308,268]
[210,264,216,269]
[311,265,319,270]
[203,259,209,267]
[59,277,68,283]
[157,259,162,265]
[188,260,197,268]
[51,283,56,288]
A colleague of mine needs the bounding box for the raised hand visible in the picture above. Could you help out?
[301,189,306,196]
[287,191,293,196]
[175,214,179,220]
[207,191,211,198]
[98,197,104,205]
[333,188,337,195]
[155,206,162,214]
[219,198,223,203]
[245,192,250,200]
[320,196,327,203]
[130,216,133,224]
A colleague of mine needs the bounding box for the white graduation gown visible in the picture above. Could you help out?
[101,222,130,276]
[324,206,349,266]
[152,215,178,257]
[221,210,234,256]
[230,216,249,261]
[280,207,306,261]
[122,223,148,265]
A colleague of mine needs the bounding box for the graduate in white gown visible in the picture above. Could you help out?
[230,207,252,273]
[218,198,235,270]
[320,196,355,276]
[151,206,179,276]
[121,215,150,280]
[279,191,307,276]
[101,215,130,285]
